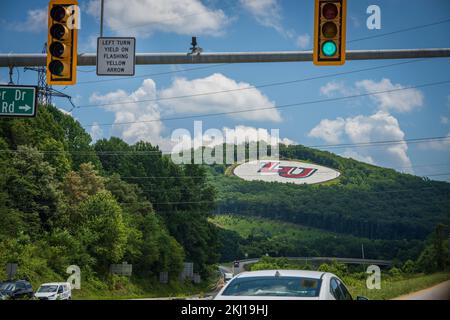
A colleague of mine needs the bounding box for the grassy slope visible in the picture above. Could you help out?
[349,272,450,300]
[211,214,341,239]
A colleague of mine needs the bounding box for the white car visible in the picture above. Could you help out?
[214,270,367,300]
[34,283,72,300]
[224,273,234,283]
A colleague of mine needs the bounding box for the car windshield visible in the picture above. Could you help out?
[0,283,15,292]
[37,285,58,293]
[222,276,322,297]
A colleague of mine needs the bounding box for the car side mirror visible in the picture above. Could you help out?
[356,296,369,300]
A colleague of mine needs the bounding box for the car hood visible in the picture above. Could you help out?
[35,292,57,298]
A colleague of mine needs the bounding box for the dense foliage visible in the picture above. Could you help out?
[211,215,427,263]
[209,144,450,240]
[0,105,217,290]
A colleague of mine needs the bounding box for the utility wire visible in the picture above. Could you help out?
[0,136,449,155]
[347,18,450,43]
[73,17,450,86]
[79,79,450,127]
[76,59,424,109]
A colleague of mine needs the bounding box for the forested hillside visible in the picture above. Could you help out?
[0,105,218,290]
[210,145,450,240]
[0,104,448,293]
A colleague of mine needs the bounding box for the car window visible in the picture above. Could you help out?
[330,278,344,300]
[0,283,15,291]
[15,282,25,290]
[38,285,58,293]
[222,276,322,297]
[58,286,64,293]
[337,280,353,300]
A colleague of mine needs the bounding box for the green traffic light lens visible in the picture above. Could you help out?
[322,22,338,38]
[322,41,337,57]
[49,60,64,76]
[50,6,67,22]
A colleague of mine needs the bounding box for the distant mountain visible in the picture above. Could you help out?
[208,144,450,240]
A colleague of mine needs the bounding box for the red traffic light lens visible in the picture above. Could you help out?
[322,22,338,38]
[49,60,64,76]
[50,24,67,39]
[50,5,67,22]
[50,42,65,57]
[322,3,338,19]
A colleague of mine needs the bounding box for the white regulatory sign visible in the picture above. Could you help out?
[97,37,136,76]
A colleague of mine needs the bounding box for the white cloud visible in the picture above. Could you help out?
[356,78,424,113]
[441,116,449,125]
[172,124,295,154]
[223,125,296,146]
[319,81,353,97]
[342,150,375,165]
[296,34,311,49]
[89,79,165,145]
[240,0,284,34]
[159,73,282,122]
[12,8,47,33]
[319,78,424,113]
[90,122,104,142]
[308,111,413,171]
[308,118,345,144]
[86,0,228,37]
[89,74,282,146]
[419,133,450,151]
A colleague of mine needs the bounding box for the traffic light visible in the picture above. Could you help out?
[313,0,347,66]
[47,0,78,85]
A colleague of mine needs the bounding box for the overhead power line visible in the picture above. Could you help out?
[347,18,450,43]
[74,18,450,85]
[75,59,424,109]
[0,135,449,156]
[80,78,450,127]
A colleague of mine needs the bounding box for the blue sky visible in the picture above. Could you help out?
[1,0,450,181]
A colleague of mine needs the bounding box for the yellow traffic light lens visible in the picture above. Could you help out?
[49,60,64,76]
[322,3,338,19]
[322,41,337,56]
[50,42,65,57]
[50,24,67,39]
[50,5,67,22]
[322,22,338,38]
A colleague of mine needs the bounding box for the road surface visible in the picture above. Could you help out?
[394,280,450,300]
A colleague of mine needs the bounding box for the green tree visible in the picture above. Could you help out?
[78,191,127,270]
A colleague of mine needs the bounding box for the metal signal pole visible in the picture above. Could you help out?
[1,48,450,67]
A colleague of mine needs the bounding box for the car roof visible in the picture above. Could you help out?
[2,280,30,283]
[39,282,69,286]
[235,270,327,279]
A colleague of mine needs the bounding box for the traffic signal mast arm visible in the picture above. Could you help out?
[1,49,450,67]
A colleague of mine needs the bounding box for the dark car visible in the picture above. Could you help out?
[0,280,34,300]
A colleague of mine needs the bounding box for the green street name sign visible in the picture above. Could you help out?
[0,85,38,118]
